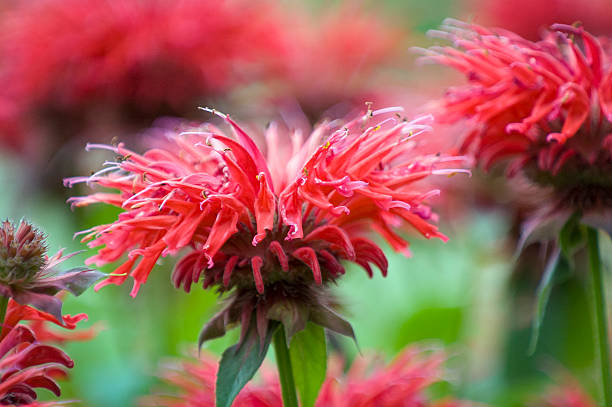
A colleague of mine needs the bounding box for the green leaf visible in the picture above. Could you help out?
[216,320,279,407]
[289,323,327,407]
[528,247,563,354]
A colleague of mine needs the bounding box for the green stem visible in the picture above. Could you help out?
[587,227,612,407]
[0,296,9,328]
[273,327,299,407]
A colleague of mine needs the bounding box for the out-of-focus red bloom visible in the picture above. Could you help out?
[141,347,469,407]
[420,21,612,218]
[275,3,407,118]
[67,107,464,343]
[0,0,288,155]
[0,300,87,406]
[468,0,612,40]
[0,220,102,321]
[535,380,597,407]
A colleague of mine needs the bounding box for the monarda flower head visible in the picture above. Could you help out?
[66,107,465,346]
[0,220,103,321]
[0,299,89,406]
[141,347,469,407]
[419,20,612,234]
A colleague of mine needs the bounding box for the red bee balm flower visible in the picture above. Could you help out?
[0,220,103,320]
[142,347,469,407]
[0,300,87,406]
[420,21,612,217]
[67,107,464,344]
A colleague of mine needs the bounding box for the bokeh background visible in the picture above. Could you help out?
[0,0,611,406]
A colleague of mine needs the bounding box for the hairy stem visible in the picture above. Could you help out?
[273,328,299,407]
[587,227,612,407]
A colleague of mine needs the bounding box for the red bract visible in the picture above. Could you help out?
[0,0,288,155]
[67,107,464,343]
[420,20,612,215]
[142,348,468,407]
[0,301,83,406]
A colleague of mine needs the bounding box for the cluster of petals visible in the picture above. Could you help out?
[0,300,89,406]
[142,347,467,407]
[67,107,464,298]
[419,20,612,179]
[0,0,288,154]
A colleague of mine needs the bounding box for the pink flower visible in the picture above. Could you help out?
[419,21,612,219]
[274,3,406,118]
[536,379,596,407]
[67,107,464,343]
[142,347,469,407]
[0,220,103,320]
[0,0,289,155]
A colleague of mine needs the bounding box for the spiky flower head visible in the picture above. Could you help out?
[0,220,103,320]
[0,220,46,285]
[142,347,468,407]
[420,20,612,233]
[67,107,465,345]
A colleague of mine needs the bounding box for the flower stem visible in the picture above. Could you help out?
[0,296,9,326]
[273,327,298,407]
[587,227,612,407]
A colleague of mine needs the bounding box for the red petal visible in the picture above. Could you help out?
[292,247,322,285]
[251,256,265,294]
[269,241,289,272]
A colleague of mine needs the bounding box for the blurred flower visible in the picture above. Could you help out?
[273,3,407,119]
[141,347,468,407]
[0,220,103,320]
[67,107,465,344]
[419,20,612,234]
[535,379,596,407]
[0,299,89,406]
[468,0,612,40]
[0,0,289,157]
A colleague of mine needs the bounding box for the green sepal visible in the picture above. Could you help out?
[289,322,327,407]
[267,300,308,343]
[216,319,279,407]
[57,268,105,296]
[309,304,357,347]
[198,308,228,350]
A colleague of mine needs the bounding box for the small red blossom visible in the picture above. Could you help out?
[67,107,464,343]
[0,220,103,321]
[420,20,612,216]
[0,300,88,406]
[141,347,470,407]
